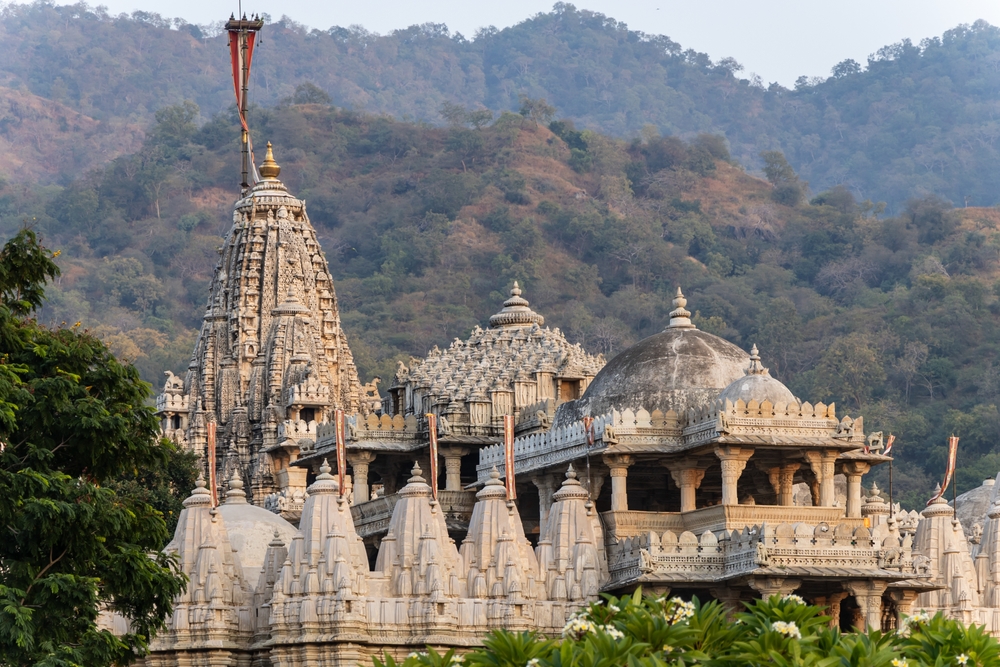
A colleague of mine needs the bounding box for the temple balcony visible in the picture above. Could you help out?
[602,510,927,592]
[350,489,476,539]
[155,392,189,413]
[601,505,862,539]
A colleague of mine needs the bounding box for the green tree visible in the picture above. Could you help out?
[517,94,556,126]
[0,230,185,666]
[813,332,887,409]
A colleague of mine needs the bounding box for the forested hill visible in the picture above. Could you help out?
[4,3,1000,209]
[5,94,1000,510]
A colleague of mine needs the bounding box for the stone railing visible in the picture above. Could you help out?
[605,519,921,590]
[350,489,476,539]
[156,392,189,413]
[477,411,616,480]
[602,506,860,541]
[278,419,318,443]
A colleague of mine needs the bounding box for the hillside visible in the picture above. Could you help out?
[2,4,1000,209]
[1,98,998,510]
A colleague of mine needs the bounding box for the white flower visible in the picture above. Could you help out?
[892,659,908,667]
[782,594,806,606]
[664,597,695,624]
[608,604,621,613]
[771,621,802,639]
[909,611,931,624]
[449,655,464,665]
[526,660,541,667]
[957,654,970,666]
[562,617,597,640]
[601,624,624,640]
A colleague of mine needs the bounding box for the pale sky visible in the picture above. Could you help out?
[71,0,1000,86]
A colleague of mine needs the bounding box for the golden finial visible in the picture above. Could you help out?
[259,142,281,179]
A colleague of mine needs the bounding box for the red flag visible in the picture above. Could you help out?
[503,414,516,500]
[206,421,218,507]
[927,435,959,506]
[426,413,439,501]
[583,416,595,447]
[335,409,347,498]
[227,28,260,181]
[883,433,895,457]
[228,29,257,131]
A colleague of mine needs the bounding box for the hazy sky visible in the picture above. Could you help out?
[72,0,1000,86]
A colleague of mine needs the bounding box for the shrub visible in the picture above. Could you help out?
[375,591,1000,667]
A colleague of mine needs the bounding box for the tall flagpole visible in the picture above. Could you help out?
[225,13,264,194]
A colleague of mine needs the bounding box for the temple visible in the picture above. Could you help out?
[145,146,1000,666]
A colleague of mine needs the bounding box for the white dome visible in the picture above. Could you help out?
[217,475,297,584]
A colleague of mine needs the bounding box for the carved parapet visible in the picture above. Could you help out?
[605,517,924,591]
[285,379,331,406]
[155,391,190,414]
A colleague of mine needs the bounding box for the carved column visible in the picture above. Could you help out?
[846,581,887,631]
[532,474,559,530]
[669,463,706,513]
[843,461,871,518]
[604,454,634,511]
[766,462,801,506]
[715,446,754,506]
[888,590,918,630]
[348,451,376,504]
[709,587,745,620]
[825,592,848,629]
[440,447,469,491]
[749,576,801,600]
[805,450,839,507]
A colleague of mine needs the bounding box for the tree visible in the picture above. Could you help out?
[518,94,556,126]
[813,332,886,409]
[0,230,185,666]
[291,82,332,105]
[760,150,806,206]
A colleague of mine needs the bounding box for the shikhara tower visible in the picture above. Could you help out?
[157,145,363,503]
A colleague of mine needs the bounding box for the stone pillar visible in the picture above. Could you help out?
[805,450,839,507]
[825,592,848,629]
[766,463,801,506]
[669,463,706,512]
[603,454,634,511]
[709,587,744,620]
[749,576,801,600]
[348,451,376,504]
[440,447,469,491]
[846,581,887,631]
[843,461,870,518]
[715,446,754,506]
[532,474,559,530]
[888,590,918,630]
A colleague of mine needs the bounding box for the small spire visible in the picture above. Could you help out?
[224,470,247,504]
[488,281,544,329]
[666,287,695,329]
[259,142,281,179]
[745,344,770,376]
[317,459,333,480]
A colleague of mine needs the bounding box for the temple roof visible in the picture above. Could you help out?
[390,283,603,399]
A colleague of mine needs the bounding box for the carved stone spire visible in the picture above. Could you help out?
[666,287,695,329]
[164,142,364,508]
[743,344,764,375]
[489,281,545,329]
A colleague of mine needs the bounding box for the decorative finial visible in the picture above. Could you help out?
[489,281,544,329]
[259,142,281,179]
[745,344,770,376]
[224,470,247,504]
[666,287,695,329]
[318,459,333,479]
[566,464,577,480]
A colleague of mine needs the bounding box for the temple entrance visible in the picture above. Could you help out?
[839,596,861,632]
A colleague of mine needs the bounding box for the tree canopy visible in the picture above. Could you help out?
[0,229,186,666]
